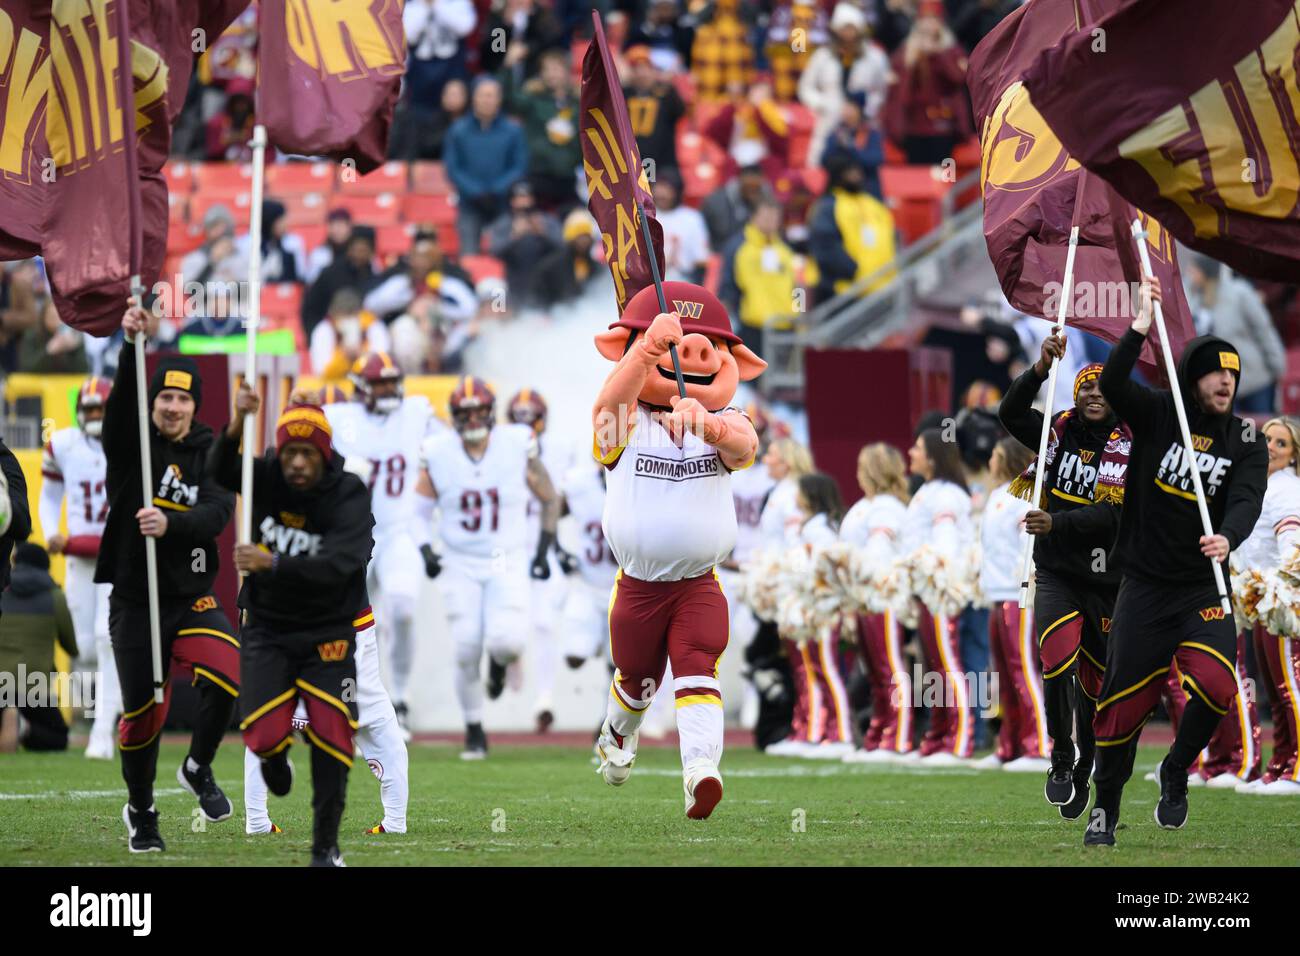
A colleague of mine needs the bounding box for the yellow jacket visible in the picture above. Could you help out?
[729,225,818,330]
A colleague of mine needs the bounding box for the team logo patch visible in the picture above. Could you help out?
[191,595,217,613]
[163,370,192,390]
[317,640,348,662]
[1191,434,1213,452]
[279,511,306,529]
[1219,352,1240,371]
[286,423,315,438]
[672,299,703,320]
[1080,450,1096,464]
[1100,617,1111,633]
[1198,606,1226,622]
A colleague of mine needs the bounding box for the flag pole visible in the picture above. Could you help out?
[634,199,686,399]
[115,0,165,705]
[241,124,268,544]
[1017,225,1080,611]
[1131,220,1232,613]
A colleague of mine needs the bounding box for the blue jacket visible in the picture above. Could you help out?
[444,114,529,201]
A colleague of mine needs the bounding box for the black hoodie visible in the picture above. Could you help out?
[1097,329,1267,587]
[94,343,234,601]
[209,431,373,633]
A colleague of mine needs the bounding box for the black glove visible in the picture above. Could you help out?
[420,544,442,580]
[531,531,554,581]
[554,541,578,576]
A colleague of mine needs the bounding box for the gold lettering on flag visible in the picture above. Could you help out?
[285,0,403,78]
[0,13,51,179]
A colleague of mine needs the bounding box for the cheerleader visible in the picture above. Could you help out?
[759,439,817,756]
[902,428,976,764]
[974,437,1050,771]
[1236,417,1300,795]
[841,443,914,763]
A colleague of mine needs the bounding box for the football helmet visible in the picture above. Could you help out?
[449,376,495,443]
[350,352,403,414]
[77,377,112,438]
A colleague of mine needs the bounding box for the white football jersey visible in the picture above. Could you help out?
[325,396,444,532]
[423,423,536,558]
[561,462,618,589]
[730,460,776,564]
[840,493,907,565]
[525,435,571,551]
[1237,468,1300,571]
[599,405,738,582]
[42,427,107,539]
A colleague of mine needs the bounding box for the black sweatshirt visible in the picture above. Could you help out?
[999,363,1120,585]
[209,431,373,633]
[94,343,234,601]
[1098,329,1267,587]
[0,440,31,594]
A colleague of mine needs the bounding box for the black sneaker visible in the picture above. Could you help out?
[177,758,233,822]
[1060,761,1092,820]
[1083,806,1116,847]
[1155,756,1189,829]
[460,722,488,761]
[486,657,507,700]
[309,846,346,867]
[122,803,165,853]
[260,753,294,798]
[1044,751,1075,806]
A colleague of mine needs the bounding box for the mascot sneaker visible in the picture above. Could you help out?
[595,719,637,786]
[683,759,723,819]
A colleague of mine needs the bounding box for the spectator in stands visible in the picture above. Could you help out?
[301,226,377,335]
[703,81,791,182]
[653,171,710,284]
[720,197,814,359]
[365,231,473,323]
[810,153,896,301]
[872,0,916,52]
[481,0,566,78]
[628,0,696,70]
[19,302,87,375]
[180,204,243,288]
[389,266,478,374]
[535,210,603,309]
[820,91,884,199]
[305,209,354,285]
[952,0,1017,52]
[310,289,392,380]
[701,162,774,252]
[490,182,563,311]
[390,76,469,161]
[0,260,41,375]
[623,45,686,180]
[775,169,820,252]
[500,48,582,212]
[799,2,891,168]
[765,0,828,103]
[403,0,477,111]
[239,200,306,285]
[882,2,972,164]
[1185,254,1286,413]
[204,78,256,162]
[690,0,755,103]
[0,544,78,754]
[445,76,529,257]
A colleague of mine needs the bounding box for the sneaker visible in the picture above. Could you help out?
[486,657,508,701]
[683,759,724,820]
[971,753,1006,770]
[893,749,922,764]
[535,709,554,734]
[460,722,488,761]
[246,822,283,835]
[1256,778,1300,795]
[1205,772,1246,790]
[844,748,898,764]
[1060,764,1091,821]
[1155,756,1189,829]
[364,823,388,834]
[309,847,346,867]
[1082,807,1116,847]
[763,737,804,756]
[595,719,638,786]
[177,758,233,823]
[802,741,854,760]
[85,735,115,761]
[918,752,966,767]
[393,702,412,744]
[1045,751,1075,807]
[122,803,165,853]
[1236,777,1269,794]
[1003,756,1052,773]
[260,753,294,798]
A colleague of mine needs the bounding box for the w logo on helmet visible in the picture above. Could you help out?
[673,300,704,320]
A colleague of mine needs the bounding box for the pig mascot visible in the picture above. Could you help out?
[592,280,766,819]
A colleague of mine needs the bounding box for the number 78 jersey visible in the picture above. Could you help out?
[421,423,535,559]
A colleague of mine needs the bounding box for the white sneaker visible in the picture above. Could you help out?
[971,753,1005,770]
[1143,770,1157,782]
[763,738,803,756]
[918,752,966,768]
[843,748,897,764]
[85,736,115,761]
[1003,756,1052,773]
[595,719,638,787]
[1204,773,1245,789]
[803,741,854,760]
[683,759,724,820]
[894,750,922,764]
[1257,778,1300,795]
[1188,774,1206,788]
[1236,778,1267,794]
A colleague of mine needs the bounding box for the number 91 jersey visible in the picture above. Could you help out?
[325,396,443,532]
[421,423,535,559]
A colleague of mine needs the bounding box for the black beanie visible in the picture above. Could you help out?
[1183,339,1240,388]
[149,355,203,410]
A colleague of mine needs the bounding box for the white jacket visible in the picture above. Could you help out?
[980,483,1030,603]
[900,479,972,559]
[800,512,839,548]
[1236,468,1300,571]
[841,493,907,565]
[797,41,891,167]
[759,478,803,548]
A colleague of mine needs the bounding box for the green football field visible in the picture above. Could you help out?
[1,740,1297,866]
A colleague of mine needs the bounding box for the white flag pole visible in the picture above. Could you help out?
[1131,219,1231,614]
[130,278,166,704]
[1017,226,1080,611]
[241,125,268,544]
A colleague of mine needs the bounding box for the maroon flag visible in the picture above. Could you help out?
[581,12,665,315]
[257,0,406,174]
[969,0,1192,381]
[0,3,51,263]
[1023,0,1300,281]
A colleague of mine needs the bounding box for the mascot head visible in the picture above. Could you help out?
[594,281,766,410]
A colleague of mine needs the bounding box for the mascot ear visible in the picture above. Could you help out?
[731,343,768,382]
[595,329,629,363]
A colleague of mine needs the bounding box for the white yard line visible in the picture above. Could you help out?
[0,787,186,800]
